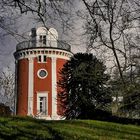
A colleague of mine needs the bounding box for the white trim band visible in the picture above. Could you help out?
[27,58,34,115]
[14,48,73,61]
[51,57,57,118]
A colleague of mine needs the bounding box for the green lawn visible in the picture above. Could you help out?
[0,116,140,140]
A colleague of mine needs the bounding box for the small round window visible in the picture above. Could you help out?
[37,69,48,79]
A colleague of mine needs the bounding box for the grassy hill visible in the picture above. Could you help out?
[0,116,140,140]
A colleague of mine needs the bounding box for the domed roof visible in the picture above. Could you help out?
[36,27,47,35]
[48,28,58,40]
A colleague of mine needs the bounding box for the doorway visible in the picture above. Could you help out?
[37,92,48,116]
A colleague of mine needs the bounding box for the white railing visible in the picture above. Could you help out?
[16,40,71,51]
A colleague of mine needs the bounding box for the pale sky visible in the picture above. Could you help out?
[0,1,87,72]
[0,0,139,73]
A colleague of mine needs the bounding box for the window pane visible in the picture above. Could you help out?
[38,56,41,62]
[44,56,47,62]
[39,97,47,115]
[39,70,47,77]
[39,36,42,42]
[43,35,46,44]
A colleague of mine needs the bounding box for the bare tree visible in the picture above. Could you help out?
[0,67,15,112]
[0,0,24,40]
[9,0,75,34]
[1,0,139,84]
[81,0,140,86]
[0,0,76,40]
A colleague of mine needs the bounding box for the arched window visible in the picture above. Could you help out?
[39,35,46,45]
[47,28,58,47]
[36,27,47,47]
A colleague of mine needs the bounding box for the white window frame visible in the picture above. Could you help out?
[39,35,46,44]
[37,55,47,63]
[37,69,48,79]
[37,92,48,116]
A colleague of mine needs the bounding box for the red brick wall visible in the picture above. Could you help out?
[16,59,28,116]
[16,55,68,117]
[33,57,52,116]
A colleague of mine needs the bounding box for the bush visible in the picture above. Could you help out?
[89,109,140,125]
[0,103,11,116]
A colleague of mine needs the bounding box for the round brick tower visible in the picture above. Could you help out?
[14,27,73,120]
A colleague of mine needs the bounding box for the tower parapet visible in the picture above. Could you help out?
[16,40,71,51]
[16,27,71,51]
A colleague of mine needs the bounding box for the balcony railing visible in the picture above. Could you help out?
[16,40,71,52]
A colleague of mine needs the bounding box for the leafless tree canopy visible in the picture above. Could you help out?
[0,0,75,41]
[0,0,139,84]
[0,67,15,111]
[81,0,140,86]
[13,0,74,32]
[0,0,20,39]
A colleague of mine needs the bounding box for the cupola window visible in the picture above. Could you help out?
[39,35,46,45]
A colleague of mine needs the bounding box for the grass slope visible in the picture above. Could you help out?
[0,116,140,140]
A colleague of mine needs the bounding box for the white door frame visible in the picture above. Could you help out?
[37,92,48,116]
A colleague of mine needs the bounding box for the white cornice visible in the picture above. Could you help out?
[14,48,73,60]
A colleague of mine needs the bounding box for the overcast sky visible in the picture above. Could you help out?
[0,1,87,72]
[0,0,139,73]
